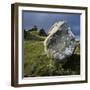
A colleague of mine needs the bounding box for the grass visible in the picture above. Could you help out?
[24,39,80,77]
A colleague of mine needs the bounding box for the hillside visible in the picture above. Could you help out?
[24,30,80,77]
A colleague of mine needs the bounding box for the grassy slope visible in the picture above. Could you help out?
[24,31,80,77]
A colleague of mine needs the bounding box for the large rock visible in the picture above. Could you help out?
[44,21,76,63]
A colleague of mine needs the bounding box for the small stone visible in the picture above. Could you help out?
[44,21,76,63]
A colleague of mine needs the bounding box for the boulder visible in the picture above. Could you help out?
[44,21,76,63]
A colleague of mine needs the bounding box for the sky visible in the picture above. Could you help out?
[22,11,80,37]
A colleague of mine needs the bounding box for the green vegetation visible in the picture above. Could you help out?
[24,27,80,77]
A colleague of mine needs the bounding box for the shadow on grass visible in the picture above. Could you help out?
[62,54,80,74]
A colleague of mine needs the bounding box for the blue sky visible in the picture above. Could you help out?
[22,11,80,37]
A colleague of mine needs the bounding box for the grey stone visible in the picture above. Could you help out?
[44,21,76,62]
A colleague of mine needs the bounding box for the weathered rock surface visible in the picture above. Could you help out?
[44,21,76,63]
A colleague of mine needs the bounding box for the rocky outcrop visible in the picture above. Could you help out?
[44,21,76,63]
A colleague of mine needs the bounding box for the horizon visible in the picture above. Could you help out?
[22,11,80,38]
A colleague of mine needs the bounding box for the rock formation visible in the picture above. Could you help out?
[44,21,76,63]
